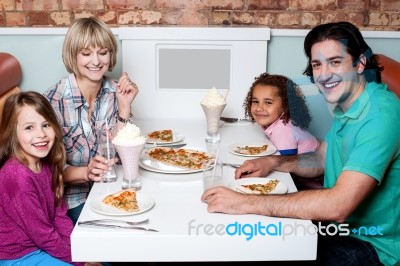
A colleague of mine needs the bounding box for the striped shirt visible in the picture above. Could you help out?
[43,73,118,209]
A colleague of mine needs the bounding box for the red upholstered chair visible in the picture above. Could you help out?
[377,54,400,97]
[0,52,22,122]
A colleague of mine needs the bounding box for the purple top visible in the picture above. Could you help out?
[0,158,83,266]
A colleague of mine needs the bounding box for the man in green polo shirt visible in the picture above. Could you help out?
[202,22,399,265]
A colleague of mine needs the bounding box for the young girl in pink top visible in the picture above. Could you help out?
[0,92,92,266]
[243,73,322,189]
[243,73,319,155]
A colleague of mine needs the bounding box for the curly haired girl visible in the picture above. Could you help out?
[243,73,319,155]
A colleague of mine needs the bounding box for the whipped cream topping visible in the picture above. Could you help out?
[200,87,227,106]
[112,122,146,146]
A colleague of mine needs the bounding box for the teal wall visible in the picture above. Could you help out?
[1,30,399,139]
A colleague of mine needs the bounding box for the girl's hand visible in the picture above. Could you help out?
[116,72,139,117]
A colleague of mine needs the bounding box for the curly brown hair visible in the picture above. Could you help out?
[243,73,312,129]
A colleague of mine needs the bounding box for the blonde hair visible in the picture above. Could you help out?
[62,17,118,75]
[0,91,66,205]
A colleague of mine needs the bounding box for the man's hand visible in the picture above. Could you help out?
[201,186,258,215]
[235,156,277,179]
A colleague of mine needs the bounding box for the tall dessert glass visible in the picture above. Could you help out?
[112,122,146,190]
[200,87,227,143]
[201,103,226,143]
[114,143,145,190]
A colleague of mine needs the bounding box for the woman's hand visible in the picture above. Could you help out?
[86,155,117,182]
[116,72,139,118]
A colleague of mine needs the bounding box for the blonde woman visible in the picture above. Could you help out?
[44,17,139,224]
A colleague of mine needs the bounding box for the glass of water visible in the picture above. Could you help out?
[95,122,118,183]
[203,161,224,191]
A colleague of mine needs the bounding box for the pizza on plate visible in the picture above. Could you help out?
[234,144,268,155]
[237,179,279,194]
[148,147,213,170]
[102,189,139,212]
[147,129,173,142]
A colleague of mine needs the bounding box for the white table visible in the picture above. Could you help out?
[71,119,317,262]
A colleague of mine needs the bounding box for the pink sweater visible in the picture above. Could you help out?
[0,158,84,266]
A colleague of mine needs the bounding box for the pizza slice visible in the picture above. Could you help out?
[236,180,279,194]
[102,189,139,212]
[147,129,173,142]
[148,147,212,170]
[234,144,268,155]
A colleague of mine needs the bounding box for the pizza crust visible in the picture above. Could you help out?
[102,189,139,212]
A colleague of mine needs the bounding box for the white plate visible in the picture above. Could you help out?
[228,143,277,157]
[90,192,155,216]
[139,148,213,174]
[145,131,184,144]
[228,177,288,195]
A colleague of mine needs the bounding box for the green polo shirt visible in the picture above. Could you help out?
[324,82,400,265]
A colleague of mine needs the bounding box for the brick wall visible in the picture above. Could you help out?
[0,0,399,30]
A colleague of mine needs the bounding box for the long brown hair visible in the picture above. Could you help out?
[0,91,66,205]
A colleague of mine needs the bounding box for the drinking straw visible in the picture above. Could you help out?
[212,149,220,180]
[105,119,110,162]
[224,88,230,101]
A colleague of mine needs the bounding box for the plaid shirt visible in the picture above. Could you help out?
[43,73,118,209]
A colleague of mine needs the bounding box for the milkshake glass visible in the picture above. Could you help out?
[114,143,145,190]
[200,87,227,143]
[201,103,226,143]
[112,122,146,190]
